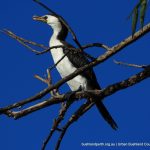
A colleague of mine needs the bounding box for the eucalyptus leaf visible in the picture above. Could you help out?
[132,6,139,36]
[129,0,148,36]
[140,0,147,29]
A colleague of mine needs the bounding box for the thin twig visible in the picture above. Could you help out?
[49,51,70,71]
[1,29,47,52]
[34,70,52,86]
[3,29,47,48]
[36,45,66,55]
[34,69,59,96]
[34,75,48,84]
[114,60,147,69]
[81,43,110,51]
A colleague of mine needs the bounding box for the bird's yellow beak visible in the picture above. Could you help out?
[33,16,47,23]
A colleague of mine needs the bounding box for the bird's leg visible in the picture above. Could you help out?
[80,89,96,102]
[64,86,82,105]
[51,88,60,97]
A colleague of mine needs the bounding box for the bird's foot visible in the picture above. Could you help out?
[64,86,82,105]
[51,89,60,97]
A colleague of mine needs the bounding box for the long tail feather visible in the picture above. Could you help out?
[95,99,118,130]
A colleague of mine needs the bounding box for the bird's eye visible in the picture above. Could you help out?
[44,16,48,19]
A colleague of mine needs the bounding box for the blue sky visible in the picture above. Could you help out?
[0,0,150,150]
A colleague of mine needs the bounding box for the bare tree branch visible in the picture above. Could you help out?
[42,100,73,150]
[1,29,47,52]
[3,65,150,120]
[54,101,92,150]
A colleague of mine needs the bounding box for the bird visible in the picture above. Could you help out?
[33,14,118,130]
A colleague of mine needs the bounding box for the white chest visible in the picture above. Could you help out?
[49,39,87,91]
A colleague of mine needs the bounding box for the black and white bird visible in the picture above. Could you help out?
[33,14,118,130]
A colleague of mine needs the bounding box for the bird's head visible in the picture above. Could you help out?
[33,15,61,29]
[33,14,68,40]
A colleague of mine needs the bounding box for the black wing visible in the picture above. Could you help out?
[61,41,100,90]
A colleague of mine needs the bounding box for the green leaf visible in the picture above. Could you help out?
[140,0,147,29]
[132,6,139,36]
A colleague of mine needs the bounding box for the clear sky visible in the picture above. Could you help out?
[0,0,150,150]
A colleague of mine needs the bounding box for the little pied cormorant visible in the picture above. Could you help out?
[33,15,118,130]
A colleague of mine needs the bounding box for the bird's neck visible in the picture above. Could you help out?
[50,27,61,42]
[49,24,68,65]
[50,23,68,43]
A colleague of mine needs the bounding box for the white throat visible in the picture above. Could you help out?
[49,25,63,64]
[49,23,63,63]
[49,23,62,41]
